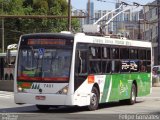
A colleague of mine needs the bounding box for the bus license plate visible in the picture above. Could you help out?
[35,96,46,100]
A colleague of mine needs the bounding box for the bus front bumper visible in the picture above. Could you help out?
[14,92,74,106]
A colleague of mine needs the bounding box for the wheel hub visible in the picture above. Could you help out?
[91,93,97,106]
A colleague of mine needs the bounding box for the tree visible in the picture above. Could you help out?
[0,0,80,52]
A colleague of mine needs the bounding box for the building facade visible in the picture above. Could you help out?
[86,0,94,24]
[143,0,158,65]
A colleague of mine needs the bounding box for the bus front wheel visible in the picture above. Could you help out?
[36,105,50,111]
[127,84,136,105]
[88,87,99,111]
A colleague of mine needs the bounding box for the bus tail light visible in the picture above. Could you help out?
[56,85,68,94]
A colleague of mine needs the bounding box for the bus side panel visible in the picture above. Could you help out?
[117,73,132,100]
[74,72,151,106]
[100,75,112,103]
[101,74,119,102]
[100,74,131,103]
[73,79,93,106]
[100,74,133,103]
[131,73,151,97]
[99,72,151,102]
[117,73,151,100]
[74,75,107,106]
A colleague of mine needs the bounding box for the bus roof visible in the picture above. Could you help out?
[20,33,74,40]
[74,33,151,48]
[19,32,151,48]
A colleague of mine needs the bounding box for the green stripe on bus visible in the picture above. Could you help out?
[100,75,111,103]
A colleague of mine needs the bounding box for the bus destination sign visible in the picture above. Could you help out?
[27,38,66,45]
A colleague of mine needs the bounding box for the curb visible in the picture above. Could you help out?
[153,83,160,87]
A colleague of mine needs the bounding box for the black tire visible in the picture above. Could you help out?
[36,105,50,111]
[88,87,99,111]
[127,84,136,105]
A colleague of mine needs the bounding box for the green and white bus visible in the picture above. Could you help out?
[14,32,152,111]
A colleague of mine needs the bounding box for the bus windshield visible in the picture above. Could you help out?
[17,47,72,82]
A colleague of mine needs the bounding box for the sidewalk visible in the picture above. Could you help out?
[0,91,13,99]
[0,91,13,95]
[152,77,160,87]
[150,87,160,97]
[136,87,160,102]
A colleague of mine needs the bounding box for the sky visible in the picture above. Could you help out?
[71,0,155,11]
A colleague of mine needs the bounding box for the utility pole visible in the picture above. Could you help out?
[68,0,71,31]
[2,18,4,53]
[1,2,4,53]
[138,19,141,39]
[158,0,160,64]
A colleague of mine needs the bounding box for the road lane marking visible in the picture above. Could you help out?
[0,93,13,98]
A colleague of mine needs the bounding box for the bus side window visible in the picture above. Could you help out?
[146,50,151,60]
[89,46,101,59]
[77,50,87,74]
[89,61,101,74]
[120,48,129,59]
[112,60,120,73]
[130,49,138,59]
[102,61,112,73]
[138,49,146,60]
[139,61,146,72]
[102,47,110,59]
[111,48,119,59]
[146,61,151,72]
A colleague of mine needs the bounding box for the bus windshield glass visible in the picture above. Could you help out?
[17,47,72,82]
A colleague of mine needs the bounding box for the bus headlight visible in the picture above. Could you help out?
[18,86,23,92]
[56,85,68,94]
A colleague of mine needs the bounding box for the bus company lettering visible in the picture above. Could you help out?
[126,41,131,46]
[104,39,113,44]
[114,40,131,46]
[115,40,125,45]
[44,84,54,88]
[93,38,104,44]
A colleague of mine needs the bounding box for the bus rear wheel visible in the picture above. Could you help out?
[88,87,99,111]
[36,105,50,111]
[127,84,136,105]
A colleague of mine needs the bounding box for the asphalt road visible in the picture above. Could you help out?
[0,87,160,120]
